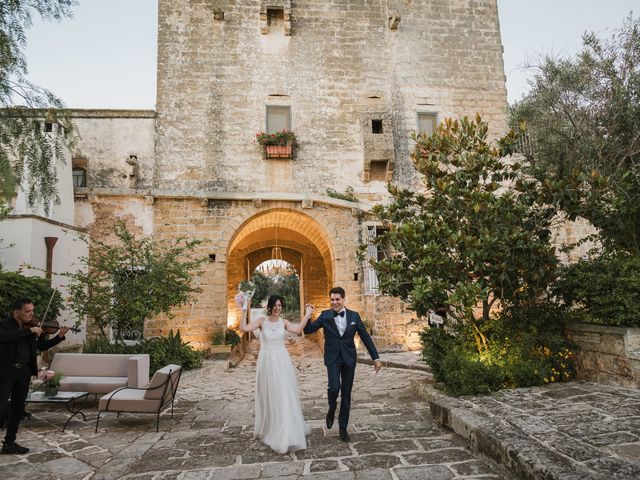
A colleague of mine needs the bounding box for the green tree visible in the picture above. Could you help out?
[0,1,77,213]
[368,115,559,350]
[510,15,640,253]
[63,221,204,342]
[248,270,271,306]
[272,268,300,314]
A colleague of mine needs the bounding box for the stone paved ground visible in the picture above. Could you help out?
[415,379,640,480]
[0,336,510,480]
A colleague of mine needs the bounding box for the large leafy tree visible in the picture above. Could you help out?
[0,1,76,214]
[368,115,559,349]
[63,221,205,342]
[511,15,640,253]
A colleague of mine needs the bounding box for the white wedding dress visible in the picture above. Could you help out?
[254,317,308,453]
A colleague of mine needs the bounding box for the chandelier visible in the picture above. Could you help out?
[272,220,283,261]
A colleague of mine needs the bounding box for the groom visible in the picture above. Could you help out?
[304,287,382,442]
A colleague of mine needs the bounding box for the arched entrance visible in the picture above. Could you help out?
[226,209,334,328]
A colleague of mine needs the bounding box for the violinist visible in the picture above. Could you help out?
[0,297,68,455]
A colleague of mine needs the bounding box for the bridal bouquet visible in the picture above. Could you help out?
[236,280,256,311]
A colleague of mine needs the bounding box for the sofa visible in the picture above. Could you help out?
[49,353,150,394]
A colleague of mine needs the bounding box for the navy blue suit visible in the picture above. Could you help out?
[304,308,379,429]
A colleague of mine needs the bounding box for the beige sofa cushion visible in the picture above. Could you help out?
[51,353,131,377]
[99,389,161,413]
[144,364,182,400]
[60,376,127,394]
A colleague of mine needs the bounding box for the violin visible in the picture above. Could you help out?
[24,317,82,335]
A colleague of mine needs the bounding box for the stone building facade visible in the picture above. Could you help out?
[70,0,511,350]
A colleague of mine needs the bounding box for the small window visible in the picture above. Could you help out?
[371,119,383,134]
[266,106,291,133]
[417,112,437,137]
[267,7,284,25]
[44,122,53,133]
[72,167,87,188]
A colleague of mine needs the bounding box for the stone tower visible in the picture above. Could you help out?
[71,0,508,349]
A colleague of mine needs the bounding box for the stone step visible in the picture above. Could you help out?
[357,351,432,373]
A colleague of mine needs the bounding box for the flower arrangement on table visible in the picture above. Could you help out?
[31,368,63,397]
[255,130,298,158]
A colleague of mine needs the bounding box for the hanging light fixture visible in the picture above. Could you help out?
[272,220,283,261]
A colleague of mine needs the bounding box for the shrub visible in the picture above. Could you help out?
[224,329,241,347]
[419,302,576,396]
[420,327,457,383]
[84,329,203,373]
[0,271,63,321]
[210,327,225,346]
[441,349,504,396]
[139,330,203,373]
[554,252,640,327]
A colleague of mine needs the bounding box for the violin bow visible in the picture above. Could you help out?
[39,289,57,328]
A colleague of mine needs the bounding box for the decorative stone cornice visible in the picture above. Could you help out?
[73,187,371,212]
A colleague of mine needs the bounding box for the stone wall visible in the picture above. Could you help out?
[155,0,508,197]
[565,322,640,387]
[362,295,425,351]
[71,110,155,190]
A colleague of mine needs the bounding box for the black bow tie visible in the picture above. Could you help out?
[334,310,345,318]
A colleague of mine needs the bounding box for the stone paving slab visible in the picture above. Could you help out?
[0,336,510,479]
[413,378,640,480]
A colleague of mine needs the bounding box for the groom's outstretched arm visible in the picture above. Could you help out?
[355,313,380,361]
[303,312,324,334]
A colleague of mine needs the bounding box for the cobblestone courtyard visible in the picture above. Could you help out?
[0,337,509,480]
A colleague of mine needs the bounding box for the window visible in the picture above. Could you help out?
[266,106,291,133]
[417,112,437,137]
[371,119,383,134]
[363,225,391,294]
[72,167,87,188]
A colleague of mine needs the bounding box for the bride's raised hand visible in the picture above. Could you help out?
[235,292,249,310]
[304,303,314,317]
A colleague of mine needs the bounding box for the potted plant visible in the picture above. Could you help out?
[34,368,63,397]
[255,130,298,159]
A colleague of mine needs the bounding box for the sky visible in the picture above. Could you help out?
[23,0,637,109]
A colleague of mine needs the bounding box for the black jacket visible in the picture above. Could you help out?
[0,316,65,378]
[303,308,379,368]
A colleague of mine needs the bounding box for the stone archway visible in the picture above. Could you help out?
[226,209,334,328]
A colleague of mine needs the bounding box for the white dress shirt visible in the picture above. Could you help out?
[335,309,347,336]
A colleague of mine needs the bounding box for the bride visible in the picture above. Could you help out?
[236,293,314,453]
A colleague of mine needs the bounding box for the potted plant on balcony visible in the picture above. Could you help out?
[256,130,298,159]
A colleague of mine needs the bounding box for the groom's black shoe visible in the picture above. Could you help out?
[339,428,350,443]
[326,408,336,429]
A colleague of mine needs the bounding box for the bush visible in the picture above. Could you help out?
[140,330,203,373]
[420,327,457,383]
[441,350,504,396]
[419,302,576,396]
[84,329,203,373]
[554,252,640,327]
[224,329,241,347]
[210,327,225,346]
[0,271,63,321]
